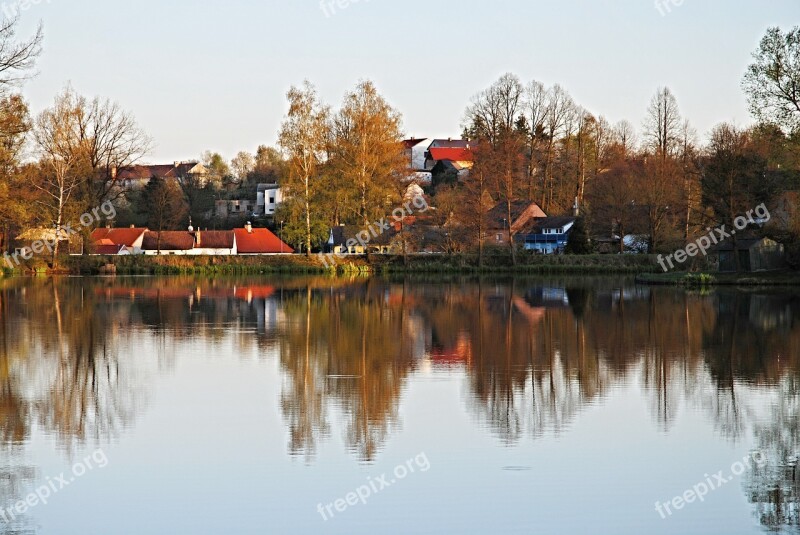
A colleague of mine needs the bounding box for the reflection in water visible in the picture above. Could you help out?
[0,276,799,531]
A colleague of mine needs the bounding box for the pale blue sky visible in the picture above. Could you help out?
[14,0,800,162]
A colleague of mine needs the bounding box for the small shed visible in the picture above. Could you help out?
[714,237,785,273]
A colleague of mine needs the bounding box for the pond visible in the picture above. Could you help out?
[0,275,798,534]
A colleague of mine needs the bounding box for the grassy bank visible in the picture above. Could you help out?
[0,253,667,276]
[636,270,800,286]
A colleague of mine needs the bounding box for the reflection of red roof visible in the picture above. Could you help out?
[91,228,147,247]
[429,334,472,366]
[234,228,293,254]
[429,147,474,162]
[234,286,275,300]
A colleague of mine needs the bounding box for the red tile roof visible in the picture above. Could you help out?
[429,147,474,162]
[194,231,234,249]
[234,228,293,254]
[142,231,196,251]
[117,163,203,181]
[91,228,147,247]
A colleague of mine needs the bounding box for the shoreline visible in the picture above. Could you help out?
[2,253,663,276]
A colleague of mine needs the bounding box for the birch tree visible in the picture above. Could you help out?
[279,81,330,255]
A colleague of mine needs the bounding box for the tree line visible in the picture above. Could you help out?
[0,15,798,264]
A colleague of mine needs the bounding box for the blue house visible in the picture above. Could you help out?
[515,216,577,254]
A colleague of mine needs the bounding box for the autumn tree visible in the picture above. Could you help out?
[329,80,406,225]
[0,95,30,251]
[278,81,330,256]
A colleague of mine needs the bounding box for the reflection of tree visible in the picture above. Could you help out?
[280,288,330,462]
[279,281,419,462]
[744,376,800,531]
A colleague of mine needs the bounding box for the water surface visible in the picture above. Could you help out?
[0,275,798,534]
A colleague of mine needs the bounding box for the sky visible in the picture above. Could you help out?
[12,0,800,163]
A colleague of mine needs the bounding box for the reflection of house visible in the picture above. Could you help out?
[256,183,283,216]
[713,237,785,273]
[516,216,576,254]
[115,161,208,190]
[234,224,293,254]
[90,227,148,255]
[485,201,547,245]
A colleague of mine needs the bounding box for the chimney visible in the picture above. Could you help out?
[245,222,253,234]
[130,224,134,229]
[195,230,201,247]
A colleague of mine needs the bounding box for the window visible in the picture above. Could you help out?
[269,197,275,204]
[496,234,503,242]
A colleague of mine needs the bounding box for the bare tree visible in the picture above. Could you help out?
[32,91,84,263]
[643,87,682,162]
[0,16,42,91]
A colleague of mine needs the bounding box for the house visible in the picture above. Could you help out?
[426,145,475,178]
[215,199,255,219]
[14,228,73,256]
[485,201,548,246]
[712,237,785,273]
[234,223,293,254]
[90,227,148,254]
[190,230,236,255]
[328,225,371,255]
[256,183,283,216]
[115,161,208,190]
[93,240,131,255]
[142,231,197,255]
[515,216,577,254]
[403,138,434,171]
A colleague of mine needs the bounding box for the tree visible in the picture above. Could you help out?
[278,81,330,256]
[73,90,151,209]
[0,16,42,91]
[743,27,800,133]
[643,87,682,161]
[0,94,30,251]
[139,177,187,252]
[201,151,231,189]
[464,74,527,264]
[329,80,406,225]
[32,90,87,262]
[565,217,592,254]
[230,151,255,185]
[701,123,779,270]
